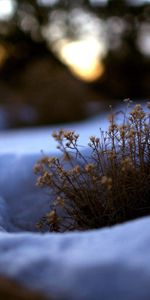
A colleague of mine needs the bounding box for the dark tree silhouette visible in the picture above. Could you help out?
[0,0,149,127]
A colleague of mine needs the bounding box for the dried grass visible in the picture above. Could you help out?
[34,101,150,232]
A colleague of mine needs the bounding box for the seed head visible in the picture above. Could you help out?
[85,163,95,172]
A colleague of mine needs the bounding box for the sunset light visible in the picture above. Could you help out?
[59,39,105,82]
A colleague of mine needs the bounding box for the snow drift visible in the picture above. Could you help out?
[0,116,150,300]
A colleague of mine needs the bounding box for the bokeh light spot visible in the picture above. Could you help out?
[60,39,105,82]
[0,0,15,20]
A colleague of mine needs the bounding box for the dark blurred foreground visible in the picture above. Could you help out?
[0,277,47,300]
[0,0,149,128]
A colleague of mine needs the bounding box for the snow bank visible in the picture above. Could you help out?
[0,114,108,154]
[0,115,150,300]
[0,154,50,232]
[0,197,9,232]
[0,153,150,300]
[0,217,150,300]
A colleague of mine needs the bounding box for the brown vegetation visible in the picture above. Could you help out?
[35,102,150,232]
[0,277,47,300]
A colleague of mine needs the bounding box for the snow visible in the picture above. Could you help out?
[0,154,50,232]
[0,115,108,154]
[1,216,150,299]
[0,115,150,299]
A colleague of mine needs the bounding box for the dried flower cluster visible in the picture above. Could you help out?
[34,102,150,232]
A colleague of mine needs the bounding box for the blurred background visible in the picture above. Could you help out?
[0,0,149,129]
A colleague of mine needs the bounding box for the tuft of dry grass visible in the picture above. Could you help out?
[34,101,150,232]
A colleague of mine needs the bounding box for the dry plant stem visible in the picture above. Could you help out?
[35,102,150,232]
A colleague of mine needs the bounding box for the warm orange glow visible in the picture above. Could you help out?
[0,45,8,66]
[67,58,104,82]
[59,39,105,82]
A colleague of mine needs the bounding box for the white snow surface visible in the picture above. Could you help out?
[0,115,108,154]
[0,116,150,299]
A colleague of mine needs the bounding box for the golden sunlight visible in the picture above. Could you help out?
[59,39,105,82]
